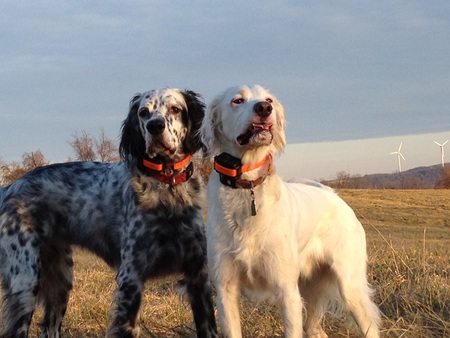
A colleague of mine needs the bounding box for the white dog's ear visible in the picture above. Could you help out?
[200,96,222,155]
[272,99,287,154]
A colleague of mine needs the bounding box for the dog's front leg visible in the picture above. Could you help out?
[182,268,218,338]
[215,269,242,338]
[107,266,143,338]
[279,284,303,338]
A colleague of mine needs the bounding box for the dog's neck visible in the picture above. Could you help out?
[213,152,273,217]
[213,152,273,189]
[142,154,193,186]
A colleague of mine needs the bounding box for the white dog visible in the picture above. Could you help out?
[200,85,380,338]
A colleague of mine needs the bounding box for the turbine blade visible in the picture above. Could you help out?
[443,140,449,146]
[400,153,406,161]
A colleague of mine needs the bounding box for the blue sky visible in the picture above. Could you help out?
[1,1,450,177]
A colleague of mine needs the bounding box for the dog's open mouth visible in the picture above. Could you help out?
[237,123,273,146]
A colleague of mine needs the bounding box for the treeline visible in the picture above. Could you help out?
[323,168,450,189]
[0,131,214,186]
[0,131,119,186]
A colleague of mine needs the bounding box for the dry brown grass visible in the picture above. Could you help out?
[340,189,450,338]
[19,190,450,337]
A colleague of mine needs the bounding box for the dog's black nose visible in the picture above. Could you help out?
[254,101,273,118]
[147,117,165,135]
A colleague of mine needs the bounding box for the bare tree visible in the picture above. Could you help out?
[335,171,351,189]
[193,155,214,184]
[0,150,48,185]
[22,150,47,169]
[0,158,7,185]
[69,130,119,162]
[69,131,96,161]
[0,162,23,185]
[95,130,120,162]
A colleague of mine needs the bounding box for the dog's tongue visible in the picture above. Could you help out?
[237,124,270,145]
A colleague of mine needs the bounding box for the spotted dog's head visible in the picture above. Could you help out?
[120,88,205,168]
[200,85,286,164]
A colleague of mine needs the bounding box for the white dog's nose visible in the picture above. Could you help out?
[254,101,272,118]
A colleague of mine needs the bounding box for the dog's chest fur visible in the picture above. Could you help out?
[216,179,286,297]
[132,172,204,212]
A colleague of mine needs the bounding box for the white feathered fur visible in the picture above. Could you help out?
[200,85,380,338]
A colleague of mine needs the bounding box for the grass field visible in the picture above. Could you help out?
[17,190,450,337]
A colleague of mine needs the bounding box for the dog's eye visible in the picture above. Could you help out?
[138,108,150,119]
[232,98,244,105]
[170,106,181,114]
[266,98,273,103]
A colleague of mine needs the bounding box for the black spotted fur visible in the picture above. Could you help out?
[0,88,217,338]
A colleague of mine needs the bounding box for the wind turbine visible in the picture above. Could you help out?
[390,142,405,172]
[434,140,449,167]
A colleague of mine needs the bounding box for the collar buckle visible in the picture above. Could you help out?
[142,154,193,185]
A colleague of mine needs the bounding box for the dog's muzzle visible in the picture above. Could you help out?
[236,101,274,146]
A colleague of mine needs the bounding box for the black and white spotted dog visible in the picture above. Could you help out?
[0,88,218,338]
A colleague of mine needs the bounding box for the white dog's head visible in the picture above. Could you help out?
[201,85,286,164]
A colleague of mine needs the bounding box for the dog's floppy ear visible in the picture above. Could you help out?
[120,93,145,165]
[182,90,206,154]
[272,98,287,154]
[200,94,223,156]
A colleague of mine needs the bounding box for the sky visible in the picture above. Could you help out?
[277,131,450,179]
[1,1,450,179]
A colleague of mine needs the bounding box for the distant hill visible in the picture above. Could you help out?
[322,164,448,189]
